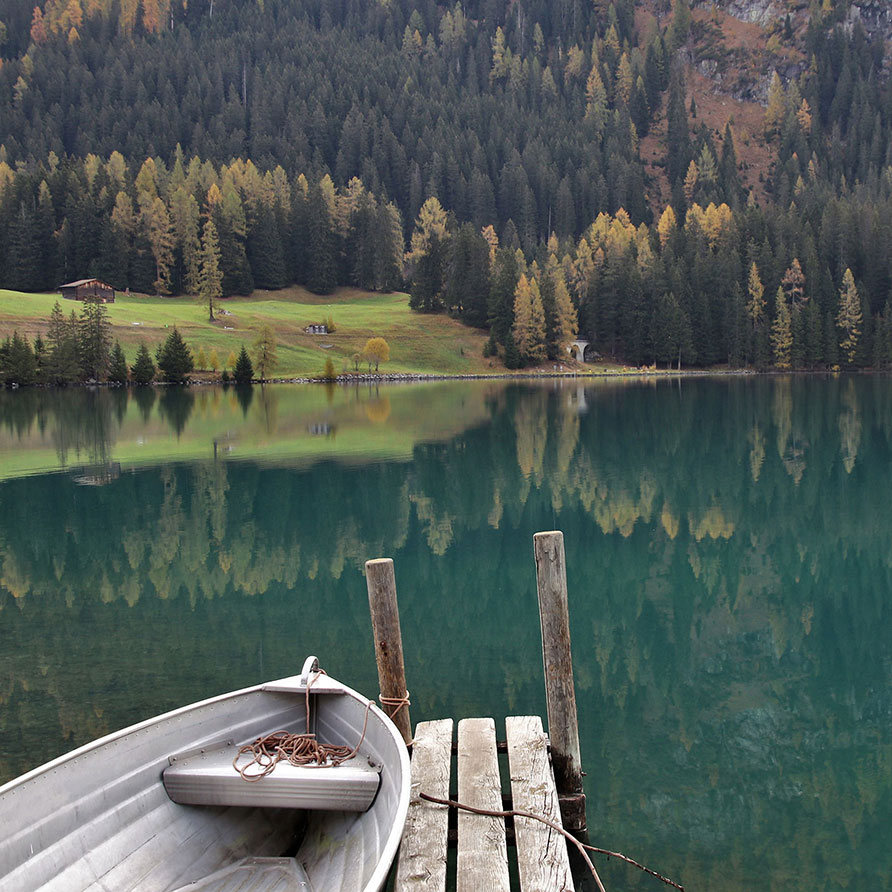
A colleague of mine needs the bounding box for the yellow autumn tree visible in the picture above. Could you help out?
[764,71,786,136]
[837,268,862,365]
[657,205,677,249]
[363,337,390,372]
[771,287,793,369]
[512,274,547,364]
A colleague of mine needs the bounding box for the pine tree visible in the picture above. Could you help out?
[108,341,129,383]
[79,299,111,381]
[307,178,338,294]
[46,301,80,385]
[1,332,37,386]
[233,345,254,384]
[156,327,194,383]
[131,342,156,384]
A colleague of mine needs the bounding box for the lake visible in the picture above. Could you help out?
[0,376,890,891]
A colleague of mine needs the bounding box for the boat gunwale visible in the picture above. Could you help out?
[0,669,412,892]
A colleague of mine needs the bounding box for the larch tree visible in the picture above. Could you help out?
[771,286,793,369]
[552,274,579,357]
[143,196,175,295]
[170,186,201,295]
[747,262,765,328]
[253,325,278,381]
[198,218,223,321]
[781,258,806,309]
[512,273,546,364]
[657,205,677,250]
[837,267,862,365]
[764,71,786,136]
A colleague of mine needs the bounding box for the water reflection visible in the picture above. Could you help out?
[0,376,890,891]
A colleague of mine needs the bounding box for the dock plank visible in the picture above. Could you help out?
[456,718,509,892]
[506,716,574,892]
[395,719,454,892]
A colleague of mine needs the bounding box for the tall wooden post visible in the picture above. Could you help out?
[533,531,586,832]
[366,558,413,746]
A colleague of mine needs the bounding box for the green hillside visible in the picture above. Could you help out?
[0,286,503,378]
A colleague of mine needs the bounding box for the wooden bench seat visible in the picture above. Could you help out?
[163,742,381,813]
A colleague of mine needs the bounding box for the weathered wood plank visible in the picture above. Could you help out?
[366,557,413,744]
[456,718,509,892]
[506,715,574,892]
[395,719,454,892]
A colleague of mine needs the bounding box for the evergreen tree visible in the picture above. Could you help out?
[306,178,338,294]
[156,327,194,383]
[488,248,520,344]
[0,332,37,386]
[233,344,254,384]
[131,342,156,384]
[247,200,287,290]
[409,233,446,312]
[445,223,490,327]
[46,302,81,385]
[6,201,41,293]
[108,341,129,383]
[79,299,112,380]
[652,292,694,369]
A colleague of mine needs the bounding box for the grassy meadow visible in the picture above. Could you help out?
[0,286,504,378]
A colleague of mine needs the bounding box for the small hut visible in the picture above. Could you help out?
[59,279,116,303]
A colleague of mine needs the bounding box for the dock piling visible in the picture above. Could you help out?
[366,558,413,746]
[533,530,586,833]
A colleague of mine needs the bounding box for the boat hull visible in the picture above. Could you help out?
[0,667,410,892]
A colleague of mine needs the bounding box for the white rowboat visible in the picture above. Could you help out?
[0,657,411,892]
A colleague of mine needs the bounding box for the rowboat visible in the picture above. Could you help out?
[0,657,411,892]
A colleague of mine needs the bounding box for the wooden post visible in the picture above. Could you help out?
[366,558,413,746]
[533,531,586,832]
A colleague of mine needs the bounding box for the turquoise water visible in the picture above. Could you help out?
[0,376,890,890]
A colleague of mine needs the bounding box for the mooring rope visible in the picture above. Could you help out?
[233,669,372,781]
[379,690,411,720]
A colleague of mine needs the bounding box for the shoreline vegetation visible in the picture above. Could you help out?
[0,286,876,389]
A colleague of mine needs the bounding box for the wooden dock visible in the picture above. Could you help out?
[367,531,587,892]
[395,715,574,892]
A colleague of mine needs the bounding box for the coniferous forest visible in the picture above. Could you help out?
[2,0,892,370]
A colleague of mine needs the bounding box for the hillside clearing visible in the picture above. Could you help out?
[0,286,507,378]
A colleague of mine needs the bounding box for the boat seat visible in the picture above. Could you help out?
[170,856,313,892]
[163,741,381,812]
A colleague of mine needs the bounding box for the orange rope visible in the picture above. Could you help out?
[379,690,411,719]
[233,669,372,781]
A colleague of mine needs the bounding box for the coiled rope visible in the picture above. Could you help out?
[233,669,372,781]
[379,690,410,720]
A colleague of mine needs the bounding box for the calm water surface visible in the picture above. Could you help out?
[0,376,890,891]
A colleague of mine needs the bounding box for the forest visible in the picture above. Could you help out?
[1,0,892,371]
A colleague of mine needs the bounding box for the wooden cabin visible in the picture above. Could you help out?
[59,279,116,303]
